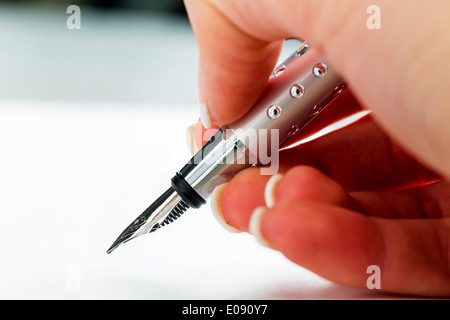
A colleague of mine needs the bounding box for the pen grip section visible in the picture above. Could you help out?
[178,129,251,202]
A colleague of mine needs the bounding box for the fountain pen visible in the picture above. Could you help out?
[107,43,346,254]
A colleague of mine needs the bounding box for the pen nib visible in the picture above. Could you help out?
[106,213,159,254]
[107,237,127,255]
[107,187,189,254]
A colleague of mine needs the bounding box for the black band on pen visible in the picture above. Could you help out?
[171,172,206,209]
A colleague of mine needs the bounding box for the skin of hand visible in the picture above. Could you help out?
[184,0,450,296]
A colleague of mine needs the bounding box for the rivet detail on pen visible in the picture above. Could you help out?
[267,105,282,119]
[271,65,286,78]
[286,125,300,137]
[309,105,323,117]
[290,84,304,99]
[333,83,347,96]
[313,63,327,78]
[295,43,309,57]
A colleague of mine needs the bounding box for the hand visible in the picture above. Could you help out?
[184,0,450,296]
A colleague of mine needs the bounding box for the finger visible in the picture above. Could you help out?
[215,164,448,232]
[185,0,450,179]
[214,165,347,232]
[217,167,270,233]
[269,165,449,220]
[268,166,348,208]
[278,115,441,192]
[253,200,450,296]
[349,179,450,219]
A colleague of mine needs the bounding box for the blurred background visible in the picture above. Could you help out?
[0,0,199,105]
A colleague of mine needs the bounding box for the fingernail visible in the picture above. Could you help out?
[185,123,200,155]
[249,206,269,247]
[210,183,241,233]
[199,102,212,129]
[198,62,212,129]
[265,174,283,208]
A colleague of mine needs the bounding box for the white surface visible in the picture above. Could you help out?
[0,100,385,300]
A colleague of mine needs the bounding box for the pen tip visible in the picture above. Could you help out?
[106,213,147,255]
[106,237,123,254]
[106,187,183,254]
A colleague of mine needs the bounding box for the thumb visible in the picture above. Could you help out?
[184,0,450,178]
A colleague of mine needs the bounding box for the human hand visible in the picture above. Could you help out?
[184,0,450,296]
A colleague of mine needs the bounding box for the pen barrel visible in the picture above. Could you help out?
[176,43,346,204]
[227,42,345,154]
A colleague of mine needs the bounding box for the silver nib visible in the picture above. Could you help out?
[107,128,246,254]
[107,187,189,254]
